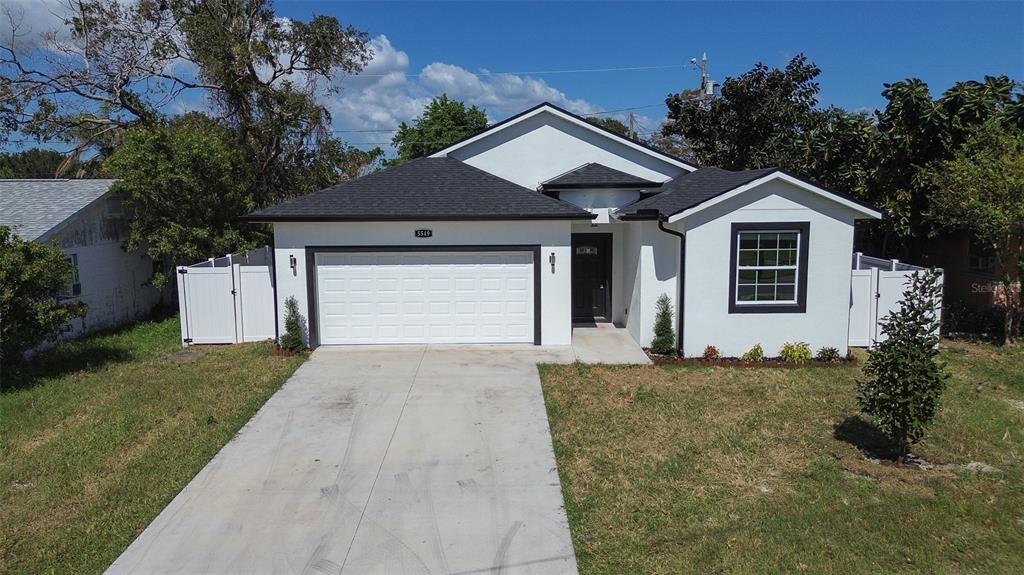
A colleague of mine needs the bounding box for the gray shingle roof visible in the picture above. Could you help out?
[617,167,778,218]
[245,157,595,221]
[540,163,660,189]
[0,179,116,241]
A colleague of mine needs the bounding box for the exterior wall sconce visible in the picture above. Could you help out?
[549,252,556,273]
[289,254,297,275]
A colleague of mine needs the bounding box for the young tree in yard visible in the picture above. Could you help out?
[857,269,947,460]
[928,120,1024,344]
[104,116,256,288]
[0,226,88,381]
[278,296,306,352]
[649,294,676,355]
[390,95,488,164]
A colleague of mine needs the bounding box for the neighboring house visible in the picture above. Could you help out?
[244,102,881,357]
[0,179,164,339]
[923,230,1020,312]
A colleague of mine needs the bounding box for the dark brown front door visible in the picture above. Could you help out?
[572,233,612,322]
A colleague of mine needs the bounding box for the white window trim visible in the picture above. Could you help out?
[734,229,801,306]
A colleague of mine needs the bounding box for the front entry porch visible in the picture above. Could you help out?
[571,323,651,364]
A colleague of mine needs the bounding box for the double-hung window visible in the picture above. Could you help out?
[729,222,809,313]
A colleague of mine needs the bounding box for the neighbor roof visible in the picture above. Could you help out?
[617,167,881,220]
[540,163,660,189]
[0,179,116,241]
[244,157,595,222]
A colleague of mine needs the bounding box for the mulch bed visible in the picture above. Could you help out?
[271,346,307,357]
[646,351,857,368]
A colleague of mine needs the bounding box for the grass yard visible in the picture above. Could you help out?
[0,317,305,575]
[540,342,1024,574]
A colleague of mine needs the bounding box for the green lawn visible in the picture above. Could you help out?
[0,317,305,575]
[540,341,1024,574]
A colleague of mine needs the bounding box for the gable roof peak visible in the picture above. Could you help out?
[429,101,697,172]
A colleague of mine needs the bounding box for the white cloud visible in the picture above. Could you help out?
[0,0,72,49]
[327,35,609,149]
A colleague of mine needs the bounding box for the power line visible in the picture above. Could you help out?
[356,64,684,78]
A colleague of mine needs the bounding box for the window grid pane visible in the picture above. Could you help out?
[736,231,799,305]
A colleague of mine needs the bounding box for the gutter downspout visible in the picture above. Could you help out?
[657,218,685,357]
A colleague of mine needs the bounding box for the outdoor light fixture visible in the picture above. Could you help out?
[289,254,297,275]
[549,252,556,273]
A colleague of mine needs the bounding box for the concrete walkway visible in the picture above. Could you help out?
[107,346,578,575]
[571,324,652,365]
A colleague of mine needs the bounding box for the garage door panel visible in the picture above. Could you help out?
[315,251,534,345]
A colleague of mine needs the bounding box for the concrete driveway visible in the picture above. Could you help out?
[107,345,579,575]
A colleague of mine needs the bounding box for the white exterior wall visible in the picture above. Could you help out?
[272,220,577,346]
[448,114,686,189]
[680,180,859,358]
[49,203,164,338]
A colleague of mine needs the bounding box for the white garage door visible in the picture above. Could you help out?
[315,251,535,345]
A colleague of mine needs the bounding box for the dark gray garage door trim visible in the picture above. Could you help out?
[305,245,543,348]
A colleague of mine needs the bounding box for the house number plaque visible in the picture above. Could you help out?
[414,229,433,238]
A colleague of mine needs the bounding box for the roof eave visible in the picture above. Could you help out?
[241,213,598,223]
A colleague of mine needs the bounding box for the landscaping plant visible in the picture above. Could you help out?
[816,346,842,363]
[649,294,676,355]
[702,345,721,360]
[0,226,88,382]
[780,341,812,364]
[857,269,947,459]
[278,296,307,352]
[741,344,765,362]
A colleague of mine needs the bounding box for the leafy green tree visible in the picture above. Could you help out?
[857,269,947,460]
[871,76,1022,258]
[104,117,256,288]
[0,149,87,179]
[663,54,828,171]
[390,95,488,164]
[586,116,632,138]
[1,0,370,203]
[0,226,88,380]
[928,120,1024,343]
[649,294,676,355]
[278,296,306,352]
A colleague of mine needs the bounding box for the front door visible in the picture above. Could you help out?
[572,233,612,322]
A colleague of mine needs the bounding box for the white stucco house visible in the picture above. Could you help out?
[0,179,165,339]
[244,102,881,357]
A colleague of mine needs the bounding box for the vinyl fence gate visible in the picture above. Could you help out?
[176,247,276,345]
[848,253,943,347]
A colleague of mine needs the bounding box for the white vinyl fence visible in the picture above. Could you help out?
[176,247,276,345]
[849,253,943,347]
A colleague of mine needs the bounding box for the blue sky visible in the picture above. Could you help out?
[3,1,1022,152]
[271,0,1023,145]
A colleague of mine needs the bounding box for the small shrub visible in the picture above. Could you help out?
[649,294,676,355]
[278,296,307,352]
[779,341,812,364]
[741,344,765,363]
[702,345,720,360]
[816,346,842,363]
[858,269,947,459]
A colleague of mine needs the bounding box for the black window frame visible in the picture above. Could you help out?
[728,222,809,314]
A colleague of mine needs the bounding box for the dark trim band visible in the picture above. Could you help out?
[304,245,543,348]
[727,222,810,314]
[245,214,595,223]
